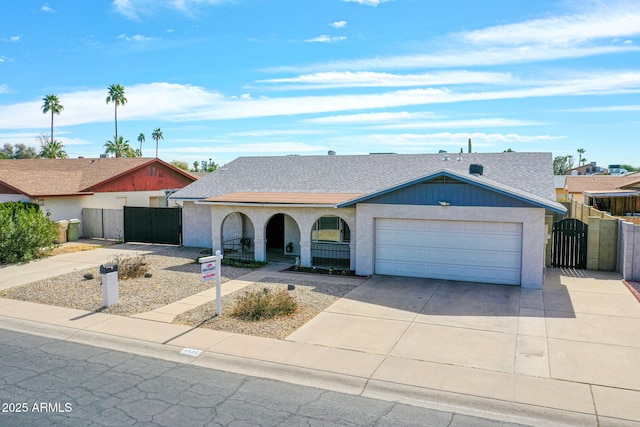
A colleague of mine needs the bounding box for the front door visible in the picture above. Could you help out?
[266,214,285,250]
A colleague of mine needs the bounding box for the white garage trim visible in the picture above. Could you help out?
[375,218,522,285]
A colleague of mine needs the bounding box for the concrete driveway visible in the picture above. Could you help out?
[287,269,640,423]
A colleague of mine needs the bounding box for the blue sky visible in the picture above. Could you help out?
[1,0,639,168]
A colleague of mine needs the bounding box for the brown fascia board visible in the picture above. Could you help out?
[31,192,95,198]
[82,158,196,192]
[0,180,30,196]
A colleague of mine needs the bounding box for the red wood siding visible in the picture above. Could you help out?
[0,182,21,194]
[87,163,195,192]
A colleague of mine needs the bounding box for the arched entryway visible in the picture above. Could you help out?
[310,215,351,269]
[265,213,300,262]
[221,212,255,262]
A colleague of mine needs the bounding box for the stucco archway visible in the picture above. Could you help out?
[220,212,255,261]
[264,213,301,262]
[309,214,351,269]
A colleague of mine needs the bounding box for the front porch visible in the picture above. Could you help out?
[209,205,357,271]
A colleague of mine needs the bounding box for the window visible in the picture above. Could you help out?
[312,216,350,243]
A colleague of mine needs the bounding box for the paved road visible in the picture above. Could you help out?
[0,328,528,427]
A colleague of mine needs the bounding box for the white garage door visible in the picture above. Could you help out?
[375,218,522,285]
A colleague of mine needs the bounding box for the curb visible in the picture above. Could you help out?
[0,316,598,427]
[623,280,640,303]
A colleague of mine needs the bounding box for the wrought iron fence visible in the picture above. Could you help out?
[311,242,350,269]
[222,237,254,262]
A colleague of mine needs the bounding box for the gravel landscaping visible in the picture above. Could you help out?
[0,246,362,339]
[174,277,359,339]
[0,247,253,316]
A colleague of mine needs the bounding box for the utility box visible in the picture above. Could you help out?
[67,219,81,242]
[100,263,119,306]
[55,220,69,244]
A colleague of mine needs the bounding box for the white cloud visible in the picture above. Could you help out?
[306,112,437,124]
[305,35,347,43]
[9,36,21,42]
[1,72,639,130]
[623,39,633,45]
[373,118,542,130]
[331,21,347,29]
[227,129,327,137]
[113,0,232,20]
[343,0,389,6]
[559,104,640,112]
[0,84,9,94]
[41,4,54,12]
[117,33,153,42]
[162,142,325,154]
[269,3,640,73]
[0,57,5,63]
[461,2,640,46]
[257,71,514,89]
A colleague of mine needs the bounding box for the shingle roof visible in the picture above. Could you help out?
[0,158,197,197]
[565,173,640,194]
[172,152,558,206]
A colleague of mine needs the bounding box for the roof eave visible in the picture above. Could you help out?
[195,200,340,208]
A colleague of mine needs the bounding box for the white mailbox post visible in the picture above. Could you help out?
[200,250,224,316]
[100,263,119,306]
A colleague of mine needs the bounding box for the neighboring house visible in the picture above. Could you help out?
[554,175,568,201]
[171,152,565,289]
[0,158,197,236]
[565,173,640,216]
[565,162,607,176]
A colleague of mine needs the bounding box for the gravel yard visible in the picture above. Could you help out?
[0,246,362,339]
[0,247,253,316]
[174,277,358,339]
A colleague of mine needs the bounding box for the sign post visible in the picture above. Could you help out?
[200,250,224,316]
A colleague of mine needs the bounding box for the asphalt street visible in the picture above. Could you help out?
[0,328,530,427]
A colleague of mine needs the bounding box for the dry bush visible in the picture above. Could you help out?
[231,288,297,321]
[106,254,149,280]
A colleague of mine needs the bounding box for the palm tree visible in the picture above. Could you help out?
[137,132,145,155]
[104,136,135,158]
[577,148,586,165]
[39,140,68,159]
[152,127,163,158]
[105,84,127,141]
[41,94,64,144]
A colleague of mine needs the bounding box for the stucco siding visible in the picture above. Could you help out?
[355,204,546,289]
[182,201,212,248]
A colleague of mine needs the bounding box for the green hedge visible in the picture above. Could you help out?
[0,203,57,264]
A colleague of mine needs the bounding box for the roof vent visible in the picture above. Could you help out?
[469,164,483,175]
[328,150,336,155]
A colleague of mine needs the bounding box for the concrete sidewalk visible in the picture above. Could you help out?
[1,246,639,426]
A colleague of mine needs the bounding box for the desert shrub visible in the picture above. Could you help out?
[106,254,149,280]
[0,206,57,264]
[231,288,297,321]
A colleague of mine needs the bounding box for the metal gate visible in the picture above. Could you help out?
[124,206,182,245]
[551,218,588,269]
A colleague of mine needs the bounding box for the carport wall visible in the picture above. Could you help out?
[355,204,547,289]
[207,204,356,268]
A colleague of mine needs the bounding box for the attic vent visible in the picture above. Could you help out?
[469,164,484,175]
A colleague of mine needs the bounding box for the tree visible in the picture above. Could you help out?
[199,158,219,172]
[503,148,515,152]
[104,136,135,158]
[577,148,586,165]
[1,143,38,159]
[106,84,127,141]
[170,160,190,171]
[191,161,199,172]
[38,136,68,159]
[152,127,163,158]
[620,164,640,172]
[553,155,575,175]
[41,94,64,145]
[137,133,145,155]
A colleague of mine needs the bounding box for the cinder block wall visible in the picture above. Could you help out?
[587,217,618,271]
[618,221,640,281]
